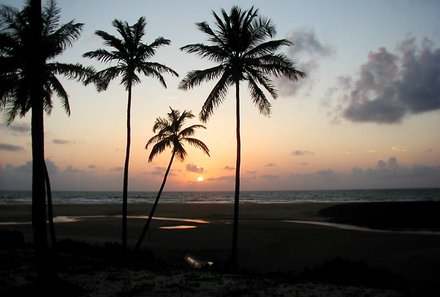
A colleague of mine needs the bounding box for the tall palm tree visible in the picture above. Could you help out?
[83,17,178,251]
[134,107,209,251]
[0,0,94,280]
[179,6,305,266]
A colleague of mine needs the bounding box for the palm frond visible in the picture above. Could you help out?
[181,43,230,62]
[172,141,187,161]
[178,65,224,90]
[258,54,306,79]
[148,139,171,162]
[45,21,83,58]
[178,124,206,138]
[196,21,225,46]
[138,61,179,88]
[245,39,291,58]
[247,77,271,116]
[200,71,233,122]
[88,66,123,91]
[148,37,171,50]
[146,107,209,162]
[183,137,210,157]
[83,49,118,64]
[49,62,95,82]
[95,29,126,57]
[47,73,70,115]
[245,67,277,98]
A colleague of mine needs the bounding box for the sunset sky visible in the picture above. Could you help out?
[1,0,439,191]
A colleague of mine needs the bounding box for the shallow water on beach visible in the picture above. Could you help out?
[0,188,439,204]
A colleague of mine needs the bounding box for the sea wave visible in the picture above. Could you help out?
[0,188,439,204]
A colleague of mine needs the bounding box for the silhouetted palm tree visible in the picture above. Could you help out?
[0,0,94,280]
[134,107,209,251]
[83,17,178,251]
[179,6,305,266]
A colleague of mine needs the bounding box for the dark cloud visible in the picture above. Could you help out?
[151,166,165,175]
[224,166,235,171]
[265,163,276,167]
[2,123,30,134]
[288,157,440,190]
[186,164,205,174]
[53,139,76,145]
[64,166,84,174]
[292,150,315,156]
[279,27,334,97]
[0,143,24,152]
[334,37,440,124]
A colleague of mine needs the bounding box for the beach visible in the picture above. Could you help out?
[1,202,440,296]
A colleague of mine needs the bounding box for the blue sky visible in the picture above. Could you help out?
[1,0,439,191]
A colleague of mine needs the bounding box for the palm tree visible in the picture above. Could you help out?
[179,6,305,266]
[134,107,209,251]
[83,17,178,251]
[0,0,94,280]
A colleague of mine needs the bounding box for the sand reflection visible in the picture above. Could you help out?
[159,225,197,230]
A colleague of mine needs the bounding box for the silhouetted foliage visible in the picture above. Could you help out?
[83,17,178,251]
[179,6,305,266]
[135,108,209,251]
[0,0,95,123]
[0,0,94,282]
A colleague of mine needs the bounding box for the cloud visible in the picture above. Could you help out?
[332,37,440,124]
[279,27,334,96]
[186,164,205,174]
[291,156,440,190]
[1,123,30,135]
[111,166,123,172]
[0,143,24,152]
[0,159,163,191]
[265,163,276,167]
[292,150,315,156]
[53,139,76,145]
[206,175,234,182]
[151,166,165,175]
[224,166,235,171]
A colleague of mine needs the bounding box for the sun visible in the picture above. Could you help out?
[197,176,204,182]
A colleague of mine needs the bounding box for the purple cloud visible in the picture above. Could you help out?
[334,37,440,124]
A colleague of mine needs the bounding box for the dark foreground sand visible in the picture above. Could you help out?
[1,202,440,296]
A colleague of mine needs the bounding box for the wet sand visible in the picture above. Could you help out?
[1,202,440,293]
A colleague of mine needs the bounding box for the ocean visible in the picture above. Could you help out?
[0,188,439,204]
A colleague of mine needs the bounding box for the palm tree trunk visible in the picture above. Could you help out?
[134,151,175,251]
[231,81,241,266]
[122,84,132,251]
[44,161,56,248]
[30,0,51,282]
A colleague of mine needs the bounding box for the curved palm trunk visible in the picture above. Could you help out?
[122,85,132,251]
[30,0,51,283]
[231,81,241,266]
[44,161,56,248]
[135,151,176,251]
